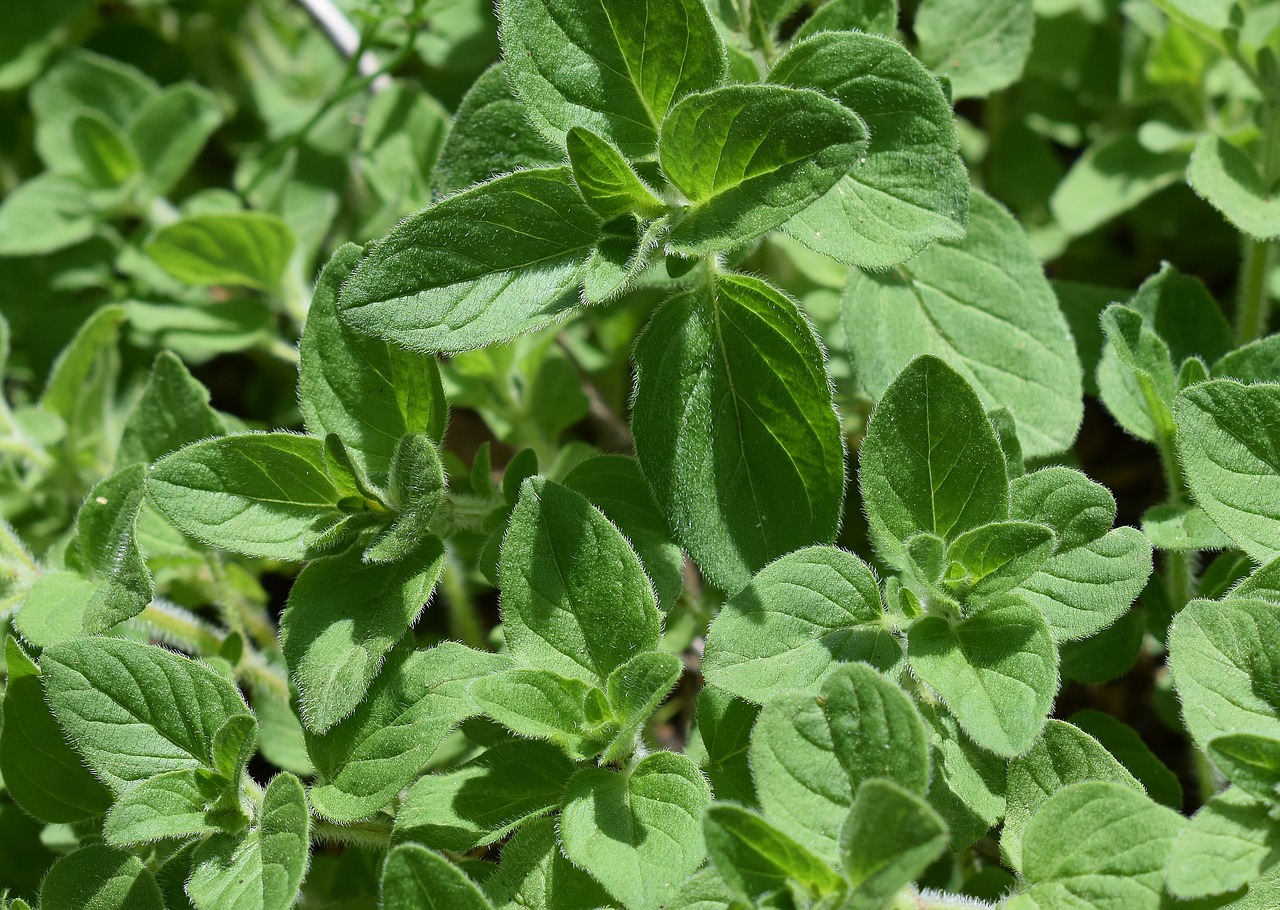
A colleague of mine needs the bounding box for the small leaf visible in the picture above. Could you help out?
[703,804,844,903]
[1209,733,1280,805]
[340,168,600,354]
[499,477,659,683]
[362,434,446,564]
[703,546,896,704]
[769,31,967,269]
[498,0,726,156]
[0,173,97,256]
[1008,781,1184,910]
[603,651,682,762]
[74,464,153,631]
[148,432,342,561]
[71,111,139,187]
[1098,303,1176,443]
[944,520,1055,599]
[659,84,867,255]
[381,845,494,910]
[1165,786,1280,898]
[1141,502,1234,551]
[394,740,573,852]
[859,354,1009,566]
[1009,467,1113,553]
[42,638,253,794]
[471,669,609,758]
[1000,719,1143,872]
[1176,381,1280,562]
[1188,135,1280,240]
[281,539,443,733]
[41,846,164,910]
[686,686,760,808]
[1050,133,1187,238]
[306,641,511,823]
[920,705,1006,849]
[633,274,845,591]
[127,82,223,199]
[907,597,1058,757]
[915,0,1034,99]
[186,773,309,910]
[559,751,711,910]
[482,817,612,910]
[566,128,665,220]
[145,213,295,290]
[843,191,1083,458]
[299,244,447,481]
[840,779,949,910]
[104,769,228,846]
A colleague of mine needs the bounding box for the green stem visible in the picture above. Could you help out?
[1237,86,1280,343]
[887,888,996,910]
[312,816,394,851]
[441,543,487,650]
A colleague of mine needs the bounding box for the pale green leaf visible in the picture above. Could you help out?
[702,546,897,705]
[381,845,494,910]
[40,846,163,910]
[1050,133,1187,238]
[770,31,967,268]
[145,213,295,291]
[843,191,1083,458]
[703,804,844,903]
[117,352,226,467]
[1189,135,1280,240]
[566,127,665,220]
[915,0,1034,99]
[839,779,948,910]
[1165,786,1280,899]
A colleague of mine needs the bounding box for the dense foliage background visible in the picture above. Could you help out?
[2,0,1280,908]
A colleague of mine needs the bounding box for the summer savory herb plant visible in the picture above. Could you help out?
[4,0,1280,907]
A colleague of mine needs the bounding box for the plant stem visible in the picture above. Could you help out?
[887,888,996,910]
[1236,78,1280,343]
[312,816,394,851]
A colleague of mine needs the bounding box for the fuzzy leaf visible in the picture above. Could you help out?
[840,779,949,910]
[40,846,164,910]
[915,0,1034,99]
[381,845,494,910]
[145,213,294,291]
[703,804,844,903]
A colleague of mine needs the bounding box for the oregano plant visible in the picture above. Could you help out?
[3,0,1280,908]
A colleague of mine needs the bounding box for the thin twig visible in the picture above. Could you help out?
[293,0,391,91]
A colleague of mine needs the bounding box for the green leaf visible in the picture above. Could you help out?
[281,539,443,733]
[499,477,659,683]
[13,571,96,648]
[1049,132,1188,238]
[685,685,759,808]
[117,352,226,467]
[769,31,967,269]
[498,0,726,156]
[702,546,896,704]
[1141,502,1234,552]
[471,668,610,758]
[186,773,309,910]
[1000,720,1143,872]
[1188,135,1280,240]
[431,64,562,197]
[659,84,867,255]
[843,191,1083,458]
[145,213,295,291]
[300,243,447,481]
[127,82,223,199]
[703,804,844,903]
[793,0,898,39]
[750,664,930,859]
[74,464,153,632]
[603,651,682,762]
[559,751,711,910]
[915,0,1034,99]
[42,638,253,794]
[1214,334,1280,383]
[1007,781,1184,910]
[394,740,573,852]
[1098,303,1176,443]
[566,128,665,220]
[362,434,446,564]
[840,779,949,910]
[103,769,229,846]
[562,455,684,613]
[580,213,667,304]
[1176,381,1280,562]
[1068,709,1182,809]
[0,0,91,91]
[1165,786,1280,898]
[0,637,112,823]
[943,521,1055,599]
[40,846,164,910]
[71,112,139,187]
[1209,733,1280,805]
[339,168,600,354]
[1169,598,1280,749]
[0,174,97,256]
[632,273,845,591]
[859,354,1009,566]
[381,845,494,910]
[907,597,1058,757]
[482,817,613,910]
[148,432,342,561]
[42,303,125,424]
[1010,467,1114,553]
[306,641,511,823]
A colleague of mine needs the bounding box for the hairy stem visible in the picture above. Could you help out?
[1236,81,1280,343]
[442,542,487,649]
[312,816,394,851]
